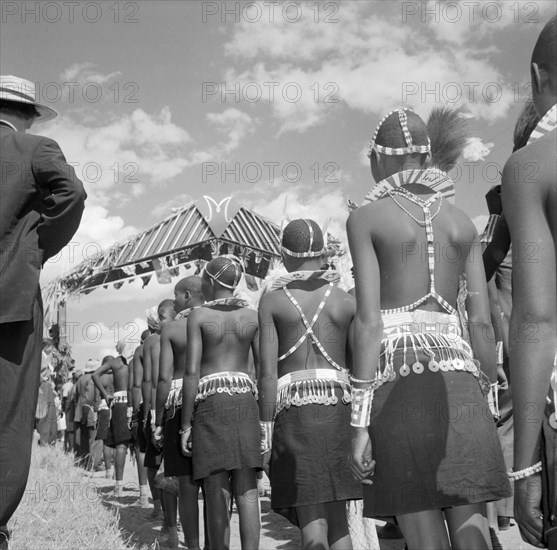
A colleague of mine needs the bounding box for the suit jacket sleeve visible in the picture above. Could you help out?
[32,137,87,261]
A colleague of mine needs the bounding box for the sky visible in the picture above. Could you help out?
[2,0,555,366]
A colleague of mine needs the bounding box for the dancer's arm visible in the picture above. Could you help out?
[132,346,143,412]
[258,294,278,423]
[503,151,555,547]
[156,325,174,427]
[181,310,203,455]
[464,233,497,384]
[346,208,382,484]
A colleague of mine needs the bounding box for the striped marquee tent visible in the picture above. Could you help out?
[42,195,282,320]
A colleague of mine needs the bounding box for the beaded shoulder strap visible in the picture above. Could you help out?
[382,189,457,316]
[278,283,346,372]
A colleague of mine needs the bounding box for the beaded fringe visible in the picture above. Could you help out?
[195,372,258,404]
[165,379,183,420]
[375,331,485,391]
[276,378,352,415]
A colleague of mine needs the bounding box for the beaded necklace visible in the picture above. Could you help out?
[202,297,248,308]
[388,187,443,226]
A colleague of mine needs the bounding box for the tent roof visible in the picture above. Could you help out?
[108,195,280,267]
[45,195,281,299]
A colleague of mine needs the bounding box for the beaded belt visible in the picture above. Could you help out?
[165,378,183,415]
[195,371,257,404]
[276,368,351,416]
[374,310,482,391]
[98,399,109,411]
[112,391,127,405]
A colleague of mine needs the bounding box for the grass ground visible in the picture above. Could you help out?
[8,436,539,550]
[10,441,136,550]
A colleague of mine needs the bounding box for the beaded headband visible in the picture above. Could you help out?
[281,219,324,259]
[368,108,431,157]
[205,255,243,289]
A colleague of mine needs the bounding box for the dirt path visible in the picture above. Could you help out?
[89,455,301,549]
[88,455,536,550]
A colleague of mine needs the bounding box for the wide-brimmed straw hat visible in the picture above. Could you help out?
[0,75,57,122]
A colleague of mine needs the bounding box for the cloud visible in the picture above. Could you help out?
[207,108,256,152]
[151,193,194,219]
[41,204,139,283]
[46,107,193,207]
[423,1,557,45]
[60,62,122,85]
[220,1,548,133]
[243,185,350,248]
[462,137,494,162]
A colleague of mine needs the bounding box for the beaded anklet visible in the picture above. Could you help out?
[508,461,542,480]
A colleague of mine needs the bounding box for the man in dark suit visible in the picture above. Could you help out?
[0,75,86,548]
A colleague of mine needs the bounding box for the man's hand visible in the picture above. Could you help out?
[514,475,545,548]
[350,427,375,485]
[180,427,192,457]
[152,426,164,449]
[485,185,503,215]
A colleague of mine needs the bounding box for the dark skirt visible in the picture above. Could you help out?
[95,409,110,441]
[106,402,131,448]
[270,386,362,526]
[363,347,512,518]
[144,409,162,468]
[192,391,261,481]
[163,407,193,477]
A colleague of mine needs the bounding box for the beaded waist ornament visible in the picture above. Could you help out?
[195,371,257,404]
[375,310,486,391]
[112,390,127,405]
[164,378,183,420]
[99,399,109,411]
[275,368,352,416]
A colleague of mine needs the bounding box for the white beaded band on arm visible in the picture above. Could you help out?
[350,386,374,428]
[260,421,274,454]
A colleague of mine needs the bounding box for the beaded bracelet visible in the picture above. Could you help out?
[350,387,374,428]
[488,382,500,420]
[508,461,542,480]
[349,374,375,385]
[260,421,274,454]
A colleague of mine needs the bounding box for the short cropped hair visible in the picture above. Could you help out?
[175,276,203,296]
[282,219,324,255]
[375,110,429,150]
[158,299,174,312]
[205,256,242,288]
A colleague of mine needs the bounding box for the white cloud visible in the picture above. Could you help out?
[220,1,548,133]
[46,107,193,207]
[243,186,350,248]
[151,193,194,219]
[462,137,494,162]
[207,107,256,152]
[424,1,557,44]
[41,204,139,283]
[60,62,122,85]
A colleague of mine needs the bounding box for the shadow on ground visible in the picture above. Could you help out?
[259,499,301,550]
[100,486,166,550]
